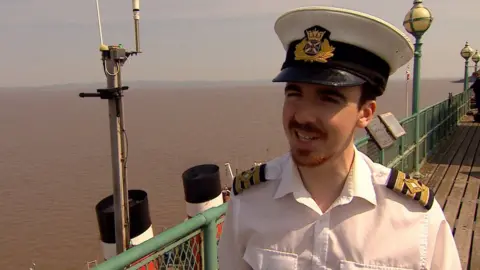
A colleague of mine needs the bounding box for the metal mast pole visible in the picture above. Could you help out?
[106,56,129,254]
[80,0,142,256]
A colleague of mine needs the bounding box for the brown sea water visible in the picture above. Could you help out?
[0,79,464,269]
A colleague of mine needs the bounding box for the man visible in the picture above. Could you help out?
[469,71,480,121]
[218,6,461,270]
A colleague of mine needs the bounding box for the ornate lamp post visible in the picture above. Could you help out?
[472,49,480,72]
[461,42,474,91]
[403,0,433,174]
[403,0,433,115]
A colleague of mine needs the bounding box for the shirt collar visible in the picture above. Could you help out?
[339,147,377,206]
[272,146,377,206]
[271,154,296,199]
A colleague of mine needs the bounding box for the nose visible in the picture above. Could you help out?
[293,102,317,124]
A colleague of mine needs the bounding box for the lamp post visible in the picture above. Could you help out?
[461,42,474,91]
[472,49,480,72]
[403,0,433,115]
[403,0,433,174]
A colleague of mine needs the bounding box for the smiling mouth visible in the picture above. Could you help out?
[295,130,320,141]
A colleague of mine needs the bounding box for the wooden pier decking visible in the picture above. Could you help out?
[419,114,480,270]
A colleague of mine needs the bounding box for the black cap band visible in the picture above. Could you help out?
[273,25,391,95]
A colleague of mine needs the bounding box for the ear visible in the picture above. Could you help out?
[357,100,376,128]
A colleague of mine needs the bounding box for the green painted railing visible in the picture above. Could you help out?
[356,89,471,172]
[93,90,472,270]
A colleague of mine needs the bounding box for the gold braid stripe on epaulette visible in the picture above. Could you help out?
[232,164,267,195]
[386,169,434,210]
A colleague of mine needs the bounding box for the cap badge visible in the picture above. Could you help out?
[294,26,335,63]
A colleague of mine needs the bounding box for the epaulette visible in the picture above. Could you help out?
[232,164,268,195]
[386,169,434,210]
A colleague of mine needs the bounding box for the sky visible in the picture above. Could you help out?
[1,0,479,87]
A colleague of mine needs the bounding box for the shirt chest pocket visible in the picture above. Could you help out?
[243,247,298,270]
[340,260,414,270]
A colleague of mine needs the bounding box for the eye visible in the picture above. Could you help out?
[285,91,301,97]
[319,96,340,103]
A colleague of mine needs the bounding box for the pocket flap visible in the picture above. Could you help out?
[243,247,298,270]
[340,260,413,270]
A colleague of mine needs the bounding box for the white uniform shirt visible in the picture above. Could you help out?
[218,148,461,270]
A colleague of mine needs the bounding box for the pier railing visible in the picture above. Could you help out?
[93,89,472,270]
[356,89,471,172]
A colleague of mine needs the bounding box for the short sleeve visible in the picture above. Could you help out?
[218,197,251,270]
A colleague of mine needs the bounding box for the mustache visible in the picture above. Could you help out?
[288,120,327,138]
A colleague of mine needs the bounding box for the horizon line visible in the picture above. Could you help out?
[0,76,465,89]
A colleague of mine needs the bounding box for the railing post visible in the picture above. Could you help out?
[444,101,448,137]
[424,111,428,156]
[414,112,421,173]
[203,220,218,270]
[465,91,467,115]
[447,93,452,134]
[399,135,405,171]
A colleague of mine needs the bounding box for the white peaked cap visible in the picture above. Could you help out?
[272,6,415,95]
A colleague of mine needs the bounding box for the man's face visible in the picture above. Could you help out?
[282,82,376,167]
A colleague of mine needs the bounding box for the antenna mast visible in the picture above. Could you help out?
[79,0,142,255]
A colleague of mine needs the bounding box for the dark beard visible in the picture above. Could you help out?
[291,149,331,167]
[291,126,356,168]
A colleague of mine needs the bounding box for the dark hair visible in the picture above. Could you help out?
[358,83,381,109]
